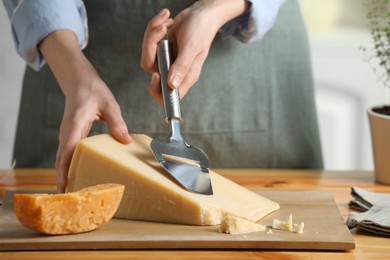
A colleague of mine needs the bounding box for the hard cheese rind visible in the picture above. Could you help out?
[14,183,124,235]
[67,134,279,225]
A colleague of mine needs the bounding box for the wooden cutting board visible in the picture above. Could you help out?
[0,190,355,251]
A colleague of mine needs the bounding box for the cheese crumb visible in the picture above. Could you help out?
[294,222,305,234]
[219,213,305,235]
[272,213,304,234]
[219,215,266,234]
[272,213,293,231]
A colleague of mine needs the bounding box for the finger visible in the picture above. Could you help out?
[141,19,173,72]
[56,146,73,193]
[141,9,173,72]
[148,72,163,104]
[176,52,207,99]
[55,120,91,193]
[167,43,197,89]
[102,102,132,144]
[56,163,66,193]
[149,9,170,31]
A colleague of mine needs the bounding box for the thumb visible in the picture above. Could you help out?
[167,47,194,89]
[103,104,132,144]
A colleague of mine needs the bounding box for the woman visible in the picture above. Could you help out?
[3,0,323,192]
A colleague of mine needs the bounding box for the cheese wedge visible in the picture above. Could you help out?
[14,183,124,235]
[219,215,266,234]
[67,134,279,225]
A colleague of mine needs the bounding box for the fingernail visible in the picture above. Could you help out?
[159,9,167,16]
[122,131,131,143]
[171,74,181,88]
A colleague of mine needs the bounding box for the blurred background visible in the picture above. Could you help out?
[0,0,385,170]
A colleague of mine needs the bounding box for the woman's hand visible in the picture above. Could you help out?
[39,30,131,193]
[141,0,249,102]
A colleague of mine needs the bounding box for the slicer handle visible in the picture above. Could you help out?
[157,40,182,122]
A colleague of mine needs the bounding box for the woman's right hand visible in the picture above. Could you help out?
[141,1,249,103]
[39,30,131,193]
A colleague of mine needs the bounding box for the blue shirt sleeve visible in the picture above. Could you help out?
[2,0,88,71]
[220,0,286,43]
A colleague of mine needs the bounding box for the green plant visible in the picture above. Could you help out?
[362,0,390,89]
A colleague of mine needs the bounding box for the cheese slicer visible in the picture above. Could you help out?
[150,36,213,195]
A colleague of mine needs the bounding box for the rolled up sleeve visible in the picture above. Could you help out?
[3,0,88,71]
[220,0,286,43]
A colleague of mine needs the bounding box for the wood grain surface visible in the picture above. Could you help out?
[0,169,389,259]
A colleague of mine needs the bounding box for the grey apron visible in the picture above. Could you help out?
[13,0,323,169]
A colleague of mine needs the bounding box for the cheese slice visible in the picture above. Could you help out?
[219,215,266,234]
[66,134,279,225]
[14,183,124,235]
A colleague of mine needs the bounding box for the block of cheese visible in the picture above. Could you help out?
[219,215,266,234]
[14,183,124,235]
[66,134,279,225]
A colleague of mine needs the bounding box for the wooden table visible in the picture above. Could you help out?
[0,168,389,259]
